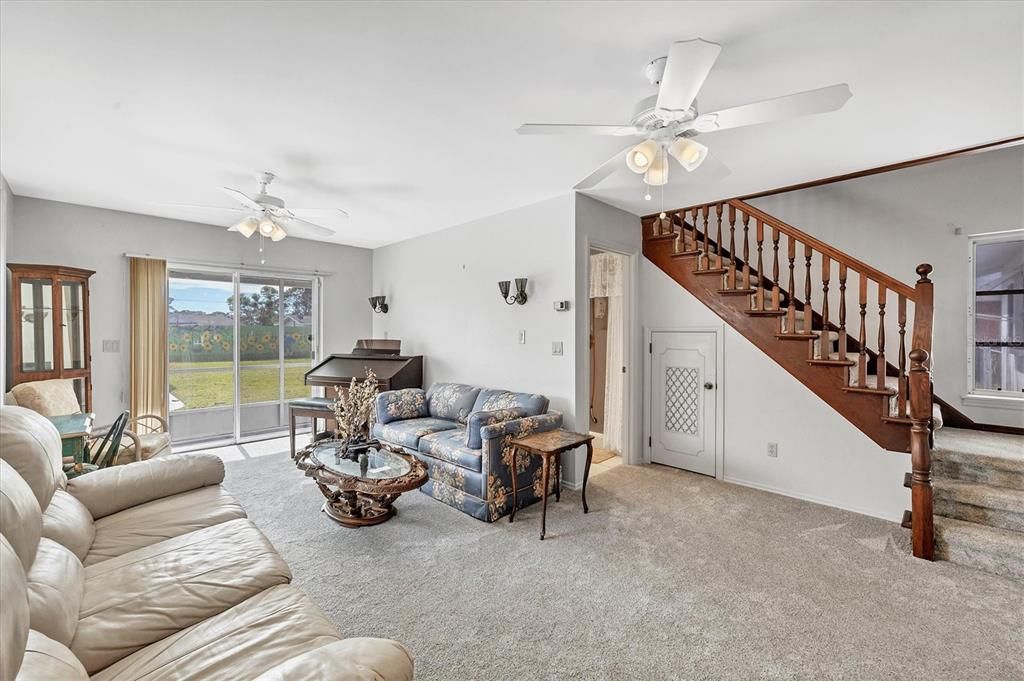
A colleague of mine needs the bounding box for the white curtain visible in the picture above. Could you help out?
[590,253,625,453]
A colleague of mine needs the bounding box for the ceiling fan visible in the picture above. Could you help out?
[517,38,852,191]
[162,171,349,247]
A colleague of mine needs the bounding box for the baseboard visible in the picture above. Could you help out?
[723,475,903,524]
[559,478,584,491]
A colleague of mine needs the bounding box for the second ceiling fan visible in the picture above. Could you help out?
[517,38,852,190]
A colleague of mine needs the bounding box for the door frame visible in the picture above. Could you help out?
[581,238,640,466]
[643,325,725,478]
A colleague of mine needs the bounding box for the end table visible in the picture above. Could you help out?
[509,429,594,540]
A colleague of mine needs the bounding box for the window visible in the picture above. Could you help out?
[968,231,1023,398]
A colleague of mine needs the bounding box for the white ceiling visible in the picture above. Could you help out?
[1,1,1021,249]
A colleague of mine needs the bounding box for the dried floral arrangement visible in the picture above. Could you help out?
[332,368,379,447]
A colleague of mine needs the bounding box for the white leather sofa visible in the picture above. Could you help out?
[0,405,414,681]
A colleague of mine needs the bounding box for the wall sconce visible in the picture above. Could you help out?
[368,296,389,314]
[498,278,528,305]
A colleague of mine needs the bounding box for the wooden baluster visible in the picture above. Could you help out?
[702,205,711,270]
[673,212,683,254]
[858,273,868,387]
[786,236,797,332]
[741,212,751,289]
[803,245,813,336]
[728,204,737,289]
[715,203,724,270]
[838,264,848,364]
[771,228,781,310]
[755,220,765,310]
[820,255,830,359]
[877,284,887,392]
[690,206,700,267]
[898,294,908,417]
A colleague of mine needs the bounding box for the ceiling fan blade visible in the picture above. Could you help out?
[517,124,641,137]
[574,146,632,189]
[152,202,247,212]
[290,207,351,218]
[219,187,264,212]
[279,215,336,238]
[656,39,722,113]
[699,83,852,132]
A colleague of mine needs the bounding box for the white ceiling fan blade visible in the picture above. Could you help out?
[517,123,641,137]
[219,187,264,211]
[656,39,722,113]
[574,146,632,189]
[278,215,336,238]
[290,207,351,218]
[152,202,247,212]
[698,84,852,132]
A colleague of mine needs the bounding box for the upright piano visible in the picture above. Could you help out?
[288,340,423,455]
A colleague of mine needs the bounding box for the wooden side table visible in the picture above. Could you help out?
[47,413,95,464]
[509,429,594,540]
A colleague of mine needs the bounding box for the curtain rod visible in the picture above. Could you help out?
[124,253,333,277]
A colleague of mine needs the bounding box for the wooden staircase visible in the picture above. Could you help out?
[642,198,937,560]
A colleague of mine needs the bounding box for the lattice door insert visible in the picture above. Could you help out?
[664,366,699,435]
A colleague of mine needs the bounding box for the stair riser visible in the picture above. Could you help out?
[935,536,1024,581]
[934,497,1024,533]
[933,461,1024,491]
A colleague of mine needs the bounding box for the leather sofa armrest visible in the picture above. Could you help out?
[66,452,225,520]
[374,389,427,425]
[252,638,414,681]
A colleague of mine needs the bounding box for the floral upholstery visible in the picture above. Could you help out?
[470,389,548,417]
[419,429,482,472]
[464,408,527,449]
[370,417,458,451]
[375,382,562,522]
[375,389,428,425]
[425,383,481,424]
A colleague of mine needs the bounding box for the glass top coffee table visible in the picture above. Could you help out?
[293,439,427,528]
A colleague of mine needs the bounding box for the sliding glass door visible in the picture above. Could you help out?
[168,267,318,444]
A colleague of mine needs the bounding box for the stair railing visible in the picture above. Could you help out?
[649,198,936,559]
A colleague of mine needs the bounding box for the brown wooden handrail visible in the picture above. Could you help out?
[728,199,916,299]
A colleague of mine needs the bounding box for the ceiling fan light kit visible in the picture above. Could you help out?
[516,37,852,192]
[233,216,260,238]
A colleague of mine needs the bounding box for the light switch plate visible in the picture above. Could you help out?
[551,341,563,356]
[102,339,120,353]
[518,330,527,344]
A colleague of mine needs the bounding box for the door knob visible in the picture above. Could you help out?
[704,382,714,390]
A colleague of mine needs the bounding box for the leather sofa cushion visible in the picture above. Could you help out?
[41,491,94,563]
[471,389,549,417]
[9,381,81,418]
[67,452,224,520]
[73,518,291,673]
[1,536,30,681]
[372,417,459,451]
[0,459,43,572]
[15,630,88,681]
[418,429,482,472]
[0,406,66,511]
[26,539,83,647]
[90,585,342,681]
[85,485,246,566]
[251,638,414,681]
[425,383,481,423]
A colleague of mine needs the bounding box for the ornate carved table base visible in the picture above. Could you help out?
[317,485,403,528]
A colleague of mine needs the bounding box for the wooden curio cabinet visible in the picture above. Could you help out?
[7,264,95,411]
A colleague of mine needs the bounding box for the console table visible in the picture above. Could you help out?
[509,429,594,540]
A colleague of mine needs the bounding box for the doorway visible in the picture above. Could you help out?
[648,330,720,477]
[167,267,319,445]
[588,249,628,473]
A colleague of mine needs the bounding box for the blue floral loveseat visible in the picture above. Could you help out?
[372,382,563,521]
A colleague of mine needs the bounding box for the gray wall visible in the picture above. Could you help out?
[9,197,373,421]
[0,175,11,392]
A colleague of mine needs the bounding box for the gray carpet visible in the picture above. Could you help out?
[225,454,1024,681]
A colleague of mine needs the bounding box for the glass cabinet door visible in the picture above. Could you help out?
[19,278,55,372]
[61,281,87,370]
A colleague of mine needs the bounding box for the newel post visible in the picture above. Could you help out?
[909,263,935,560]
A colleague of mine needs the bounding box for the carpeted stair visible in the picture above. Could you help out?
[928,428,1024,580]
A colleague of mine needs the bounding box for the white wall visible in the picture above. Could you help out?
[750,146,1024,427]
[0,175,11,392]
[9,197,372,421]
[642,261,911,521]
[370,195,579,475]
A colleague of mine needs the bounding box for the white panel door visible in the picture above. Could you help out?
[650,331,717,476]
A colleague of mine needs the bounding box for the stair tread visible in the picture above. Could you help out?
[933,428,1024,469]
[934,516,1024,580]
[933,478,1024,514]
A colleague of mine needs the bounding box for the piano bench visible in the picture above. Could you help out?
[288,398,336,457]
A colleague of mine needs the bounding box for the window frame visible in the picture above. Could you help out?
[965,229,1024,407]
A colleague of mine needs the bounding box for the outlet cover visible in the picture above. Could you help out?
[551,341,563,356]
[102,339,120,353]
[518,330,527,344]
[767,442,779,458]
